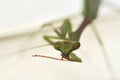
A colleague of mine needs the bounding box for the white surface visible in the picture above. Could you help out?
[0,0,80,28]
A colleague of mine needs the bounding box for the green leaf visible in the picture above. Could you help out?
[83,0,101,21]
[69,53,82,62]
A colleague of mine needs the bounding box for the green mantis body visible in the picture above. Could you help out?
[33,19,82,62]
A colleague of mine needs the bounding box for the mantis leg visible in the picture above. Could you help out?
[41,23,64,38]
[44,36,62,44]
[69,53,82,62]
[41,19,73,41]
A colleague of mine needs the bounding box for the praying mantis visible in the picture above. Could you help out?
[0,0,102,63]
[33,19,82,62]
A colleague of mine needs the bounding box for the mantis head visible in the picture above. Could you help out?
[53,41,80,56]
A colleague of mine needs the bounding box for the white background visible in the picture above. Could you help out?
[0,0,120,80]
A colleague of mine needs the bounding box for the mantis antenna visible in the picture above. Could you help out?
[20,44,51,52]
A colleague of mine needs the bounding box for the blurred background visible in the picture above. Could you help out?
[0,0,120,80]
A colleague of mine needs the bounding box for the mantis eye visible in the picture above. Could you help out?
[72,42,80,50]
[53,41,62,50]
